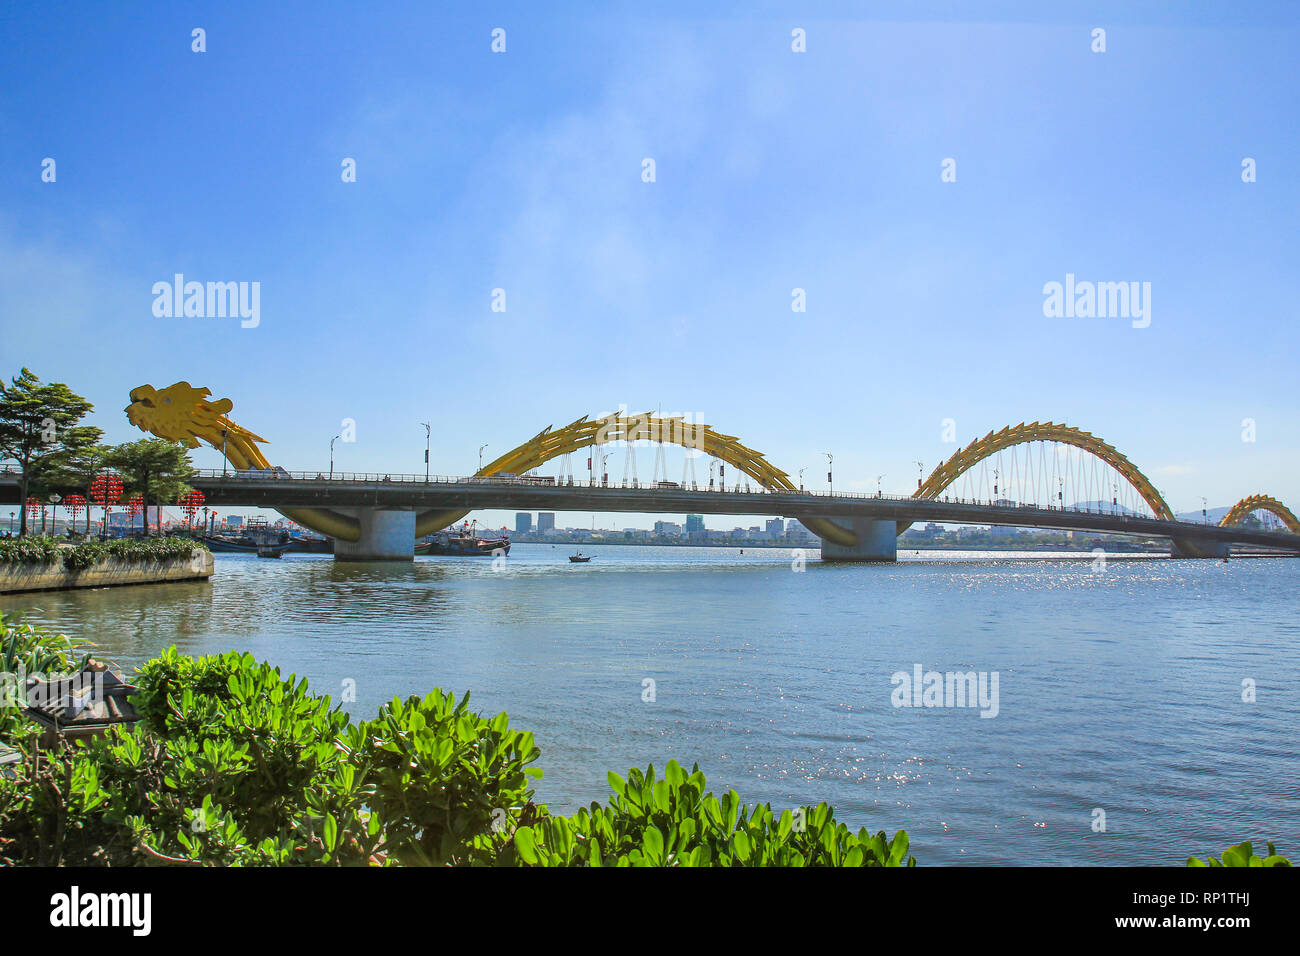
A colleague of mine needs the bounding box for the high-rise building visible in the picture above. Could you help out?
[785,519,815,541]
[765,518,785,537]
[538,512,556,532]
[654,520,682,536]
[685,514,705,534]
[515,513,533,533]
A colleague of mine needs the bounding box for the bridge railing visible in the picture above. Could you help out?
[184,469,1173,517]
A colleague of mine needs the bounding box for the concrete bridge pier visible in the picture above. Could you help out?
[814,516,898,562]
[1170,536,1231,559]
[332,508,416,561]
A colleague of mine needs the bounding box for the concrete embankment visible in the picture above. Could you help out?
[0,550,214,594]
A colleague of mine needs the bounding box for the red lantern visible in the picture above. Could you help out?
[90,472,123,507]
[25,498,42,518]
[126,495,143,517]
[90,472,123,536]
[64,494,86,520]
[177,489,206,527]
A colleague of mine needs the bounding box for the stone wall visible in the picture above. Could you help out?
[0,550,214,594]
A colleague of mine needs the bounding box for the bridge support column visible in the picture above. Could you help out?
[814,516,898,563]
[333,509,416,561]
[1170,537,1231,559]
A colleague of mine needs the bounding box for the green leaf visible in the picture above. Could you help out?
[514,826,539,865]
[643,826,665,864]
[731,829,752,863]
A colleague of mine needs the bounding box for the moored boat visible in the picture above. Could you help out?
[417,523,510,557]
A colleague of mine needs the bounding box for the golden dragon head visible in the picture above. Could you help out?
[126,382,270,469]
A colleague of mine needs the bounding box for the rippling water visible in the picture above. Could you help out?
[4,544,1297,865]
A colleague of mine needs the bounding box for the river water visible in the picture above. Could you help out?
[3,544,1296,866]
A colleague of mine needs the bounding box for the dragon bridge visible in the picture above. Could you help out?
[901,421,1176,533]
[124,385,852,545]
[125,384,1300,560]
[1219,494,1300,535]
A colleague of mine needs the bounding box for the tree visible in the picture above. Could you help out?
[106,439,196,535]
[49,443,116,534]
[0,368,100,536]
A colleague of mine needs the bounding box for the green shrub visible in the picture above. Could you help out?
[0,536,60,565]
[0,535,206,572]
[510,761,915,867]
[63,536,208,571]
[0,646,544,866]
[1187,841,1291,867]
[348,689,542,866]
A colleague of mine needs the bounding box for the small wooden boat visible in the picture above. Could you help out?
[569,552,591,563]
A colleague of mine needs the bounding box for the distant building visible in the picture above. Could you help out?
[515,513,533,533]
[654,520,682,537]
[537,513,556,533]
[685,514,705,534]
[785,519,816,542]
[765,518,785,538]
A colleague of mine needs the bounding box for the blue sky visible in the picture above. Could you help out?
[2,1,1297,528]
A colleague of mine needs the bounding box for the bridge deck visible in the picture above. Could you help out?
[4,470,1297,552]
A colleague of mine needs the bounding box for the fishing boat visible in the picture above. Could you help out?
[569,551,592,563]
[417,521,510,557]
[201,532,291,555]
[288,534,333,554]
[202,518,293,557]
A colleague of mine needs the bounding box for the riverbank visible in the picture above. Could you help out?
[0,537,212,594]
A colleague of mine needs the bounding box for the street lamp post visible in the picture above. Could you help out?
[221,429,229,477]
[825,453,833,496]
[876,474,884,498]
[478,444,489,475]
[914,461,924,491]
[50,493,61,535]
[1202,497,1207,524]
[421,422,431,482]
[798,467,805,492]
[7,513,13,536]
[330,435,341,479]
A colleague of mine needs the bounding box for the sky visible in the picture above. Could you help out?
[2,1,1297,530]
